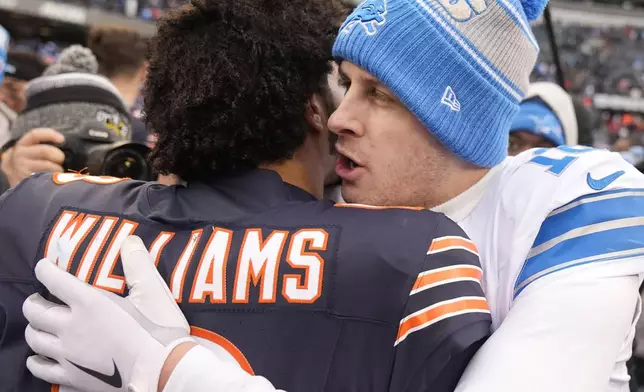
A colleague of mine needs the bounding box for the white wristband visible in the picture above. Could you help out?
[130,337,197,392]
[162,344,283,392]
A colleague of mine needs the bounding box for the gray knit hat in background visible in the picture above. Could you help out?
[42,45,98,76]
[10,45,132,141]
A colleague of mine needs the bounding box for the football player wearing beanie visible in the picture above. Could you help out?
[329,0,644,390]
[508,82,578,155]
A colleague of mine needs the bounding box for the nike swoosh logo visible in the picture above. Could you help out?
[586,170,625,191]
[68,358,122,388]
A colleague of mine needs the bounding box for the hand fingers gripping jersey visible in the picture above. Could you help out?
[0,170,491,392]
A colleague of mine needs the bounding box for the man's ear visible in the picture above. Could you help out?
[305,94,329,134]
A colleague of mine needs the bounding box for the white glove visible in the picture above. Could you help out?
[23,236,195,392]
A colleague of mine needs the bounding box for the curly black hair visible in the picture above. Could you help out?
[144,0,337,181]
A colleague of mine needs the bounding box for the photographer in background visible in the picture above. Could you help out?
[0,45,135,194]
[87,25,149,144]
[0,128,64,193]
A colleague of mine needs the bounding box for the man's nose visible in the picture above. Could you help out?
[328,99,364,138]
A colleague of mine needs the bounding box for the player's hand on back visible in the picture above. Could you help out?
[22,236,195,392]
[1,128,65,187]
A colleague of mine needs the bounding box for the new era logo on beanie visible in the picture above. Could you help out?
[333,0,549,167]
[441,86,461,112]
[10,45,132,143]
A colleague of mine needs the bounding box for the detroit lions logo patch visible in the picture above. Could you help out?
[341,0,387,36]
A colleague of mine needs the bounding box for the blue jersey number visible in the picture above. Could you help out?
[528,146,595,176]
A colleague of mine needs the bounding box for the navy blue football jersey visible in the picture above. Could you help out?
[0,170,491,392]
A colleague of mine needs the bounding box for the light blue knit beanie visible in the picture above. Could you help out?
[333,0,548,167]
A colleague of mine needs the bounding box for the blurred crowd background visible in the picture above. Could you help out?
[528,2,644,154]
[6,0,644,159]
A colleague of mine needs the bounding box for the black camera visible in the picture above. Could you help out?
[49,120,154,181]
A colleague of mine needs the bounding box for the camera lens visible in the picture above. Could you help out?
[100,146,153,181]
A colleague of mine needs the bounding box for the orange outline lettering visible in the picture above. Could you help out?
[233,229,287,304]
[282,229,327,304]
[170,229,203,303]
[93,220,139,294]
[190,228,233,304]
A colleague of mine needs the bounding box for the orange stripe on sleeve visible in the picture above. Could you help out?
[395,297,490,346]
[411,265,483,295]
[428,236,479,256]
[191,326,255,375]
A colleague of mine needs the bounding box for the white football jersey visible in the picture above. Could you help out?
[435,146,644,391]
[437,146,644,327]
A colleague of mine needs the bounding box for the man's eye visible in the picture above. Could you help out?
[371,88,393,102]
[338,79,350,91]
